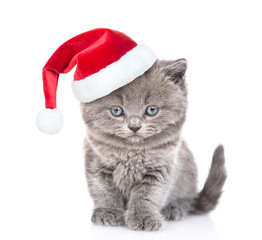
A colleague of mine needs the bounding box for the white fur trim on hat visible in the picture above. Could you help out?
[71,45,156,103]
[36,108,63,134]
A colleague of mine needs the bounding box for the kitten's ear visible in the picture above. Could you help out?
[160,58,187,85]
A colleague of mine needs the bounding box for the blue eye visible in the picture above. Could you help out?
[145,106,159,116]
[110,106,124,116]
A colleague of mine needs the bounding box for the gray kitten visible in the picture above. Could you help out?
[80,59,226,231]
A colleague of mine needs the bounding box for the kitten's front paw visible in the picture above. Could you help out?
[91,208,125,226]
[161,204,186,221]
[126,210,162,231]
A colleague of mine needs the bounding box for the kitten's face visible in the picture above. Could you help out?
[81,59,188,145]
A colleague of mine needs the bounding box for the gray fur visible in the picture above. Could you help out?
[80,59,226,231]
[191,145,227,214]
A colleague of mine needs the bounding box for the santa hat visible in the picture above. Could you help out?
[36,28,156,134]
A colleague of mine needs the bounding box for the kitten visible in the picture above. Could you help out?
[80,59,226,231]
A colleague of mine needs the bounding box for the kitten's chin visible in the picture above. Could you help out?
[129,137,141,143]
[128,134,144,143]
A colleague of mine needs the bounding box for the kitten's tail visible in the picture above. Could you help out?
[192,145,227,214]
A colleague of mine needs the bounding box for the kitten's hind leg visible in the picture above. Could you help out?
[161,198,193,221]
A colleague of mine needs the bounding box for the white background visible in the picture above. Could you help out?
[0,0,261,239]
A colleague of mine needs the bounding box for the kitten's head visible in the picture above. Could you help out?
[81,59,188,147]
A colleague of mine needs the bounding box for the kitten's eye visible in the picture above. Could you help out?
[110,106,124,117]
[145,106,159,116]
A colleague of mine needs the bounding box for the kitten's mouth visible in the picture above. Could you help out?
[129,136,142,143]
[129,133,143,141]
[130,133,140,137]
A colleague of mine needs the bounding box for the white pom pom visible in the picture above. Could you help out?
[36,108,63,134]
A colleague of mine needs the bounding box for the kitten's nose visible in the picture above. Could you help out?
[128,116,142,133]
[128,126,141,133]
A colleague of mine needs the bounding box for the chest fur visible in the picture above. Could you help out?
[89,141,177,196]
[113,151,147,194]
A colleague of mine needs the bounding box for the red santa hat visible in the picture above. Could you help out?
[36,28,156,134]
